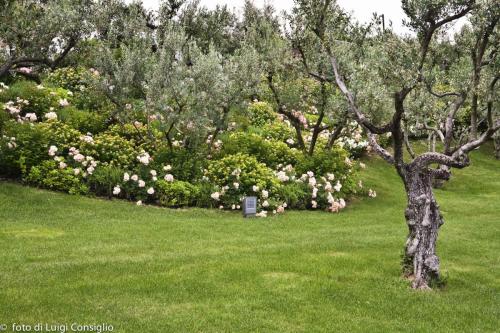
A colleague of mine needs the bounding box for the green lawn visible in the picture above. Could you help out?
[0,145,499,332]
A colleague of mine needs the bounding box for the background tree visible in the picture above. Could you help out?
[0,0,94,81]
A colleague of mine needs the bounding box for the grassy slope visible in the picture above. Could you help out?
[0,145,498,333]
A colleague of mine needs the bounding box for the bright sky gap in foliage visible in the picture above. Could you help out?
[137,0,466,35]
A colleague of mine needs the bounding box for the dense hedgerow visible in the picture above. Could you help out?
[0,76,376,216]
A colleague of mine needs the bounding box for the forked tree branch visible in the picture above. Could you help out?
[411,151,470,170]
[328,55,393,135]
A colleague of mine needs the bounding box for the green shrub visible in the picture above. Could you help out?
[0,80,69,118]
[192,182,217,208]
[248,101,277,127]
[157,180,199,207]
[80,132,136,168]
[87,165,124,197]
[46,67,89,91]
[258,121,295,142]
[58,106,107,133]
[277,182,310,210]
[46,67,112,111]
[206,153,280,208]
[0,107,10,133]
[107,123,161,153]
[296,147,350,178]
[220,132,300,169]
[26,160,88,195]
[153,145,208,182]
[0,120,80,177]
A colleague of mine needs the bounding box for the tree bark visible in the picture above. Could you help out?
[470,83,479,140]
[402,167,444,289]
[494,133,500,160]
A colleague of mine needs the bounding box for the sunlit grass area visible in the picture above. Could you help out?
[0,144,498,332]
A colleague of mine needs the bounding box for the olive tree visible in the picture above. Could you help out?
[0,0,94,80]
[146,23,261,149]
[296,0,499,289]
[245,2,347,155]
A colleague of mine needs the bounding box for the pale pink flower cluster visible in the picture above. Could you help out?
[44,112,58,120]
[276,171,289,182]
[113,185,121,195]
[24,113,37,122]
[67,147,97,176]
[291,110,308,128]
[80,134,94,144]
[328,198,346,213]
[3,99,28,121]
[137,152,151,165]
[213,139,223,149]
[58,98,69,107]
[256,210,268,217]
[89,68,100,77]
[336,122,369,151]
[48,145,58,156]
[17,67,32,74]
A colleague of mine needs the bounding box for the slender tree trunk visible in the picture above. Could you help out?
[308,112,325,155]
[326,122,344,150]
[470,92,479,140]
[470,71,480,140]
[402,168,444,289]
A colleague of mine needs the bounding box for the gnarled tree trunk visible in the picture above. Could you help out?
[402,168,444,289]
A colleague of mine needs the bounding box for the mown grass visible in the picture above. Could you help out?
[0,144,498,332]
